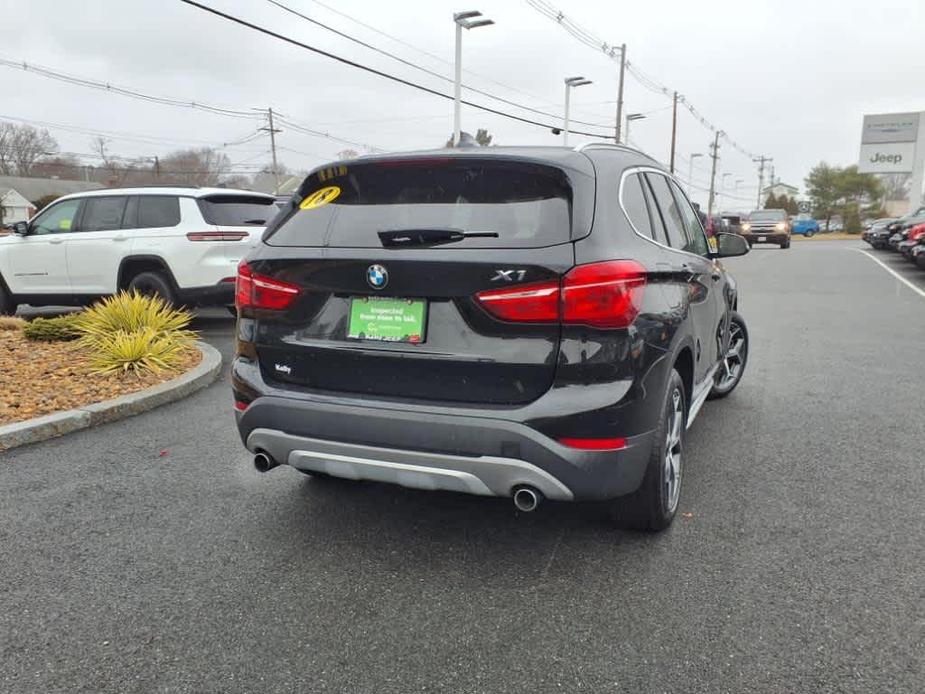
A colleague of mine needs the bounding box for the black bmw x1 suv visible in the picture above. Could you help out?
[232,144,750,531]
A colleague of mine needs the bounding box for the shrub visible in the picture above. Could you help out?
[82,328,195,374]
[0,316,26,331]
[22,314,81,341]
[73,292,197,373]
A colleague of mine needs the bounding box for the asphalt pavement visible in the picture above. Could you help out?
[2,240,923,693]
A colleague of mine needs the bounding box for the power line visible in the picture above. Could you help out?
[265,0,612,129]
[178,0,614,140]
[525,0,764,160]
[0,55,384,154]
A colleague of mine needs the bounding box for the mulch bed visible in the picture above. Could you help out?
[0,330,201,426]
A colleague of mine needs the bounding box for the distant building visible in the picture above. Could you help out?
[760,182,799,207]
[0,175,103,224]
[0,189,33,225]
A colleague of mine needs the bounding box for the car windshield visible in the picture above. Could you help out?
[748,210,786,221]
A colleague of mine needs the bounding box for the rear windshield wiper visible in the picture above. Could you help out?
[378,228,499,248]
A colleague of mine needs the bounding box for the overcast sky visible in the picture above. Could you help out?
[3,0,924,209]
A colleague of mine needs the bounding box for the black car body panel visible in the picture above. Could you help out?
[232,145,743,503]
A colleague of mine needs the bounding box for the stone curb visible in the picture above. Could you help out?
[0,341,222,453]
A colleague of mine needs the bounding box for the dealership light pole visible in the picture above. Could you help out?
[615,43,626,143]
[453,10,494,147]
[625,113,646,146]
[687,153,703,196]
[754,155,772,208]
[563,76,592,146]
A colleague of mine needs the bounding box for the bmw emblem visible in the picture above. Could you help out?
[366,264,388,290]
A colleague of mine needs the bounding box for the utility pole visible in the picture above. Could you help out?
[753,155,772,209]
[669,91,678,173]
[260,108,282,195]
[154,156,160,181]
[707,130,722,218]
[615,43,626,143]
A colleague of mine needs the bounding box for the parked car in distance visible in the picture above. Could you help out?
[791,214,820,237]
[720,213,743,235]
[740,208,792,248]
[0,187,277,316]
[911,241,925,270]
[862,218,898,248]
[898,223,925,258]
[232,145,751,532]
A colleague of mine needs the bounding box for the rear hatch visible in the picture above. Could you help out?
[245,154,594,405]
[196,193,278,262]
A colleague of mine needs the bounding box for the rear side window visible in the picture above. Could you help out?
[80,196,128,232]
[644,174,688,250]
[621,173,655,240]
[198,195,275,226]
[137,196,181,228]
[668,180,710,256]
[266,159,578,248]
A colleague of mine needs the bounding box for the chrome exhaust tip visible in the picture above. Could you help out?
[253,451,279,473]
[513,486,542,513]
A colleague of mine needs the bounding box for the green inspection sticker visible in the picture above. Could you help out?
[347,297,426,343]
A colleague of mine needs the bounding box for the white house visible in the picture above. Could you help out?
[761,182,799,206]
[0,189,34,225]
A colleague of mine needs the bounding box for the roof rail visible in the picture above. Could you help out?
[574,141,661,165]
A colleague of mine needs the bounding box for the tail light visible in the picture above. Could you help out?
[235,260,300,310]
[474,260,646,329]
[187,231,249,242]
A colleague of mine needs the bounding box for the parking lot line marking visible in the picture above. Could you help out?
[853,249,925,300]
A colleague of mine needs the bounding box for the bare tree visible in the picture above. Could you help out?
[337,149,359,160]
[0,121,59,176]
[158,147,232,186]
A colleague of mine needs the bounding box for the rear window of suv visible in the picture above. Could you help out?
[265,159,583,248]
[198,195,276,226]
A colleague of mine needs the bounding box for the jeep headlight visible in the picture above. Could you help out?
[775,222,786,231]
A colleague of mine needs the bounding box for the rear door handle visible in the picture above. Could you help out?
[48,238,64,245]
[113,234,128,242]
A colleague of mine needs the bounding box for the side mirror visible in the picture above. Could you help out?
[715,232,749,258]
[12,221,28,236]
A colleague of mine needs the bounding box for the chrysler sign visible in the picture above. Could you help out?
[858,142,916,173]
[861,112,919,144]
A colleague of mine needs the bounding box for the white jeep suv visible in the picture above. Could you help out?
[0,187,278,315]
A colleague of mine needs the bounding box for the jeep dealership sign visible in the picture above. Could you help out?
[858,142,916,173]
[858,112,925,210]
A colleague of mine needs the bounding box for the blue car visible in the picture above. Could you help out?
[791,215,820,237]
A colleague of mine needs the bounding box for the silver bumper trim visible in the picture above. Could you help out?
[246,428,574,501]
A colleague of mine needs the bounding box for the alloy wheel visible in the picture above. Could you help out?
[664,387,683,513]
[715,321,747,392]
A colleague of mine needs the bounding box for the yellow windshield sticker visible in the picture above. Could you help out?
[59,219,72,230]
[299,185,341,210]
[708,236,718,253]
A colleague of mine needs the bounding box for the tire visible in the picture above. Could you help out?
[611,368,685,532]
[127,271,177,306]
[0,280,16,316]
[708,311,749,400]
[916,253,925,271]
[805,230,815,238]
[781,240,790,249]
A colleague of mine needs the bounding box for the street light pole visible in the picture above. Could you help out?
[453,10,494,147]
[625,113,646,146]
[563,76,592,146]
[687,153,703,196]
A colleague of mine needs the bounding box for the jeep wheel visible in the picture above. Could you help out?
[127,271,177,306]
[612,368,685,532]
[804,230,815,238]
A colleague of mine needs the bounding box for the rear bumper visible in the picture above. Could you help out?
[176,281,235,307]
[235,391,654,502]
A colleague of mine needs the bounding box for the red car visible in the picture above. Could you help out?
[899,223,925,258]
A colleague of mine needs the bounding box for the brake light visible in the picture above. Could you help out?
[562,261,646,328]
[187,231,249,242]
[235,261,300,310]
[474,261,646,328]
[473,280,559,322]
[558,437,626,450]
